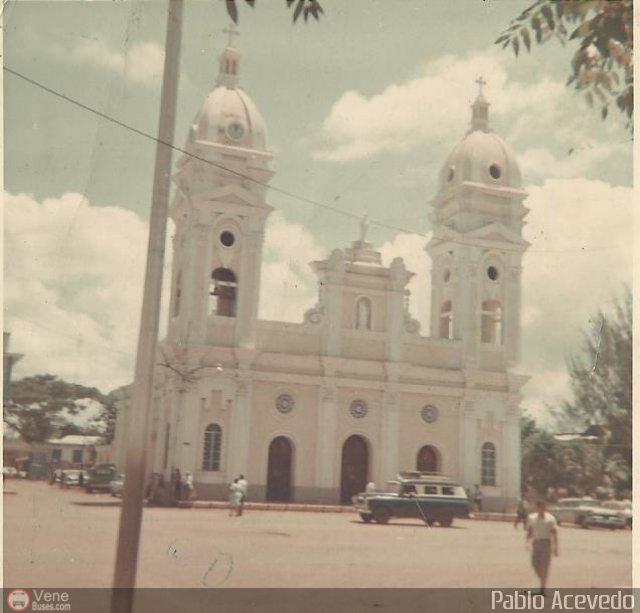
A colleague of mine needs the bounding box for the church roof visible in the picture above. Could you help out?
[436,80,522,194]
[185,33,269,153]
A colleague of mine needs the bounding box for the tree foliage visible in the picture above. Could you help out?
[496,0,633,129]
[522,287,632,498]
[557,287,632,483]
[3,374,116,444]
[225,0,324,24]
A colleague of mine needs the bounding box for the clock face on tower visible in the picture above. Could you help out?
[226,121,245,140]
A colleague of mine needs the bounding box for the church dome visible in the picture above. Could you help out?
[437,85,521,193]
[186,40,268,153]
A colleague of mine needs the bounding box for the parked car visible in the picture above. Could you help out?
[109,473,125,497]
[352,472,470,527]
[549,497,625,530]
[2,466,18,478]
[60,469,86,488]
[85,463,119,493]
[601,500,632,529]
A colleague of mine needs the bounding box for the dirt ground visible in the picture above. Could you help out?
[3,480,632,588]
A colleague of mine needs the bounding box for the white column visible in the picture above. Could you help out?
[187,224,210,343]
[505,266,523,366]
[236,228,264,348]
[314,385,338,492]
[176,392,201,474]
[380,390,400,482]
[503,402,521,499]
[228,380,252,477]
[459,399,478,487]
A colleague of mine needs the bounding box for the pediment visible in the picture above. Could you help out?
[465,222,529,247]
[200,184,265,209]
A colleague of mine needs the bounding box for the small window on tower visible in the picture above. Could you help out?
[489,164,501,180]
[210,268,238,317]
[487,266,499,281]
[220,231,235,247]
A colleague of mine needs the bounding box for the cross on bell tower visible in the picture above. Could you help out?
[475,76,487,97]
[470,76,490,132]
[217,25,241,88]
[223,23,240,47]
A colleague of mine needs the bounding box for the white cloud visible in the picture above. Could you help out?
[520,178,633,419]
[57,37,165,86]
[4,192,171,392]
[314,48,565,162]
[519,142,632,182]
[379,232,431,331]
[259,212,325,322]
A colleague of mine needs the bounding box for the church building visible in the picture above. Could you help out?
[114,37,530,510]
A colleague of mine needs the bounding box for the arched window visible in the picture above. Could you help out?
[355,297,372,330]
[173,271,182,318]
[481,300,502,344]
[416,445,440,473]
[202,423,222,471]
[481,442,496,486]
[210,268,237,317]
[439,300,453,339]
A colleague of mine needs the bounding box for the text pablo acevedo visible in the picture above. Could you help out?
[491,590,634,611]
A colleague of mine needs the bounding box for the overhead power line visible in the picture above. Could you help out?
[4,65,619,256]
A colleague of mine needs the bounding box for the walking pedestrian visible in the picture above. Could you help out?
[526,500,559,596]
[473,485,483,512]
[237,474,248,516]
[514,496,528,529]
[229,478,242,516]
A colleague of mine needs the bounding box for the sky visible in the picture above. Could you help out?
[3,0,633,425]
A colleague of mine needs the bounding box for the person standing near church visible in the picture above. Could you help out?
[237,474,248,516]
[526,500,559,596]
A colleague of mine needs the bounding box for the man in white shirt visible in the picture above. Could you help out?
[237,475,248,516]
[526,500,559,595]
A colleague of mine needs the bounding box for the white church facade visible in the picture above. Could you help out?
[114,39,529,510]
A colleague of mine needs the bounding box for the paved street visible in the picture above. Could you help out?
[4,481,632,589]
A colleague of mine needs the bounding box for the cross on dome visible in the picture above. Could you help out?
[217,25,241,88]
[475,76,487,97]
[223,23,240,47]
[470,76,490,132]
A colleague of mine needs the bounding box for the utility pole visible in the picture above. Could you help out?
[111,0,183,609]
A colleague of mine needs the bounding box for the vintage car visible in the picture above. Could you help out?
[352,472,470,527]
[85,463,119,493]
[60,469,86,488]
[109,473,125,497]
[549,497,626,530]
[601,500,632,529]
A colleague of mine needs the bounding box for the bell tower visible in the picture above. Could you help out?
[167,28,274,349]
[426,79,529,369]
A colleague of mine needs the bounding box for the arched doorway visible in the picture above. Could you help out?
[340,435,368,504]
[416,445,440,473]
[266,436,293,502]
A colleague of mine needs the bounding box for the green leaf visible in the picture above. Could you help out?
[570,19,594,41]
[541,4,555,31]
[292,0,305,22]
[601,105,609,119]
[521,27,531,51]
[226,0,238,24]
[512,36,520,56]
